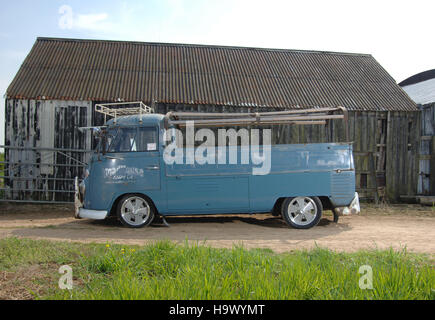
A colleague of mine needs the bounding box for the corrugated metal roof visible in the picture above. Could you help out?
[7,37,418,111]
[402,78,435,105]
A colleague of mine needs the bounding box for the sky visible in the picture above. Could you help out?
[0,0,434,145]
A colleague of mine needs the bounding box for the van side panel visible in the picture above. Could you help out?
[161,143,355,214]
[166,176,249,213]
[249,171,333,211]
[249,143,355,211]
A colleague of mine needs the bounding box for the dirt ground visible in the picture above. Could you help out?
[0,203,434,254]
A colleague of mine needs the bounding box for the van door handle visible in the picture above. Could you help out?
[145,166,160,170]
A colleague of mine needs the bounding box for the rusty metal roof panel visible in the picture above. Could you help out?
[6,37,418,111]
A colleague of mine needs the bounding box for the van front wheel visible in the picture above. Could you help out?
[117,194,155,228]
[281,196,322,229]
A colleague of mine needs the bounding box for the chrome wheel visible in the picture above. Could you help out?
[287,197,317,226]
[120,196,151,227]
[282,196,322,229]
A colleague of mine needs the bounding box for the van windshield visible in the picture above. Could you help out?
[105,127,158,153]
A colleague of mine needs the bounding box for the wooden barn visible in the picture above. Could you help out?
[3,37,420,203]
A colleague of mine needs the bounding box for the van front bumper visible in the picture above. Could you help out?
[333,192,360,216]
[76,208,108,220]
[74,177,108,220]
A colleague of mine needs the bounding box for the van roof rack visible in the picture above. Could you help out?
[165,106,349,141]
[95,101,154,123]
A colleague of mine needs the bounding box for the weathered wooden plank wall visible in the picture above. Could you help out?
[385,111,421,200]
[432,136,435,194]
[4,99,92,201]
[53,103,91,198]
[5,99,40,200]
[418,103,435,195]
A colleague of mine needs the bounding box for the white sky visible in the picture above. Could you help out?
[0,0,434,145]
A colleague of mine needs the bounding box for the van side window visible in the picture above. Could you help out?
[137,127,158,151]
[107,127,158,153]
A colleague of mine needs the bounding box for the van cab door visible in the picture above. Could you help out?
[93,126,161,192]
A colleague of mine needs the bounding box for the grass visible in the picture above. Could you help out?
[0,237,434,300]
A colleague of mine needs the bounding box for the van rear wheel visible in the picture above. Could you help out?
[117,194,155,228]
[281,196,322,229]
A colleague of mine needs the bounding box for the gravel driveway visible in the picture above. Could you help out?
[0,203,434,254]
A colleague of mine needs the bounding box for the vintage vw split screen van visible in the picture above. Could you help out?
[75,102,360,229]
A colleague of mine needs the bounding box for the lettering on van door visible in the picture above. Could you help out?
[104,165,145,182]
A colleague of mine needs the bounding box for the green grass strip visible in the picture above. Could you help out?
[0,237,433,300]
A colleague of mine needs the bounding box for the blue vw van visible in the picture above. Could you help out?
[75,106,360,229]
